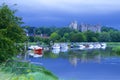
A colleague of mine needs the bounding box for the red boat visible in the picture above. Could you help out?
[28,45,43,57]
[34,48,43,55]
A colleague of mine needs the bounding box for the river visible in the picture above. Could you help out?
[28,47,120,80]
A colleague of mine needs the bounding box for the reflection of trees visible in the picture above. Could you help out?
[94,54,101,63]
[69,55,77,67]
[52,49,60,54]
[68,49,114,63]
[81,53,87,63]
[68,51,101,66]
[112,47,120,56]
[43,51,59,58]
[77,51,101,63]
[49,53,59,58]
[44,47,120,64]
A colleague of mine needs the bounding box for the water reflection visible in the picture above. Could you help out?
[68,50,102,64]
[94,54,101,63]
[44,47,120,65]
[80,53,88,63]
[51,47,69,54]
[69,56,78,67]
[29,47,120,80]
[52,48,60,54]
[68,53,102,66]
[60,48,68,52]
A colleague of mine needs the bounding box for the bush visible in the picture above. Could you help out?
[112,46,120,55]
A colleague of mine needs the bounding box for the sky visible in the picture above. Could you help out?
[0,0,120,29]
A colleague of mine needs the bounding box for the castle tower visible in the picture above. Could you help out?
[69,21,78,30]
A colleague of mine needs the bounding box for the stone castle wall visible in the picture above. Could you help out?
[69,21,101,32]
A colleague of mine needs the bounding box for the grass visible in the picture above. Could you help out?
[107,42,120,47]
[0,59,58,80]
[10,72,58,80]
[0,71,58,80]
[107,42,120,45]
[112,46,120,55]
[0,72,15,80]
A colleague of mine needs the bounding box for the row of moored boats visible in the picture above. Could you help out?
[52,43,107,50]
[27,43,107,57]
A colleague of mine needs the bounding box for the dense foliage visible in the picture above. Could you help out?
[23,26,120,44]
[0,4,26,62]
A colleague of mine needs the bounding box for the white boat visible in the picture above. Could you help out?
[60,44,69,52]
[28,45,42,50]
[60,48,68,52]
[52,43,60,49]
[101,43,107,49]
[52,48,60,54]
[79,44,85,50]
[88,44,94,49]
[94,43,101,49]
[33,54,43,57]
[60,43,69,49]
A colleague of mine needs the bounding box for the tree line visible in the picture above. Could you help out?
[22,26,120,44]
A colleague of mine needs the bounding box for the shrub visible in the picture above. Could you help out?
[112,46,120,55]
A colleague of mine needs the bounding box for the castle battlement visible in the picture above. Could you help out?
[69,21,101,32]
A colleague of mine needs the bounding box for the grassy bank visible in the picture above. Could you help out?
[0,59,58,80]
[107,42,120,47]
[112,46,120,55]
[0,71,58,80]
[0,72,14,80]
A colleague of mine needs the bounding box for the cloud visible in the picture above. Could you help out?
[1,0,120,14]
[1,0,120,28]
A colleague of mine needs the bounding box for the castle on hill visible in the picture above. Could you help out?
[69,21,101,33]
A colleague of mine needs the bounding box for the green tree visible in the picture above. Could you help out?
[69,32,76,42]
[70,32,86,42]
[110,31,120,42]
[28,36,34,42]
[99,32,111,42]
[34,36,42,42]
[59,37,66,42]
[50,32,60,42]
[101,26,118,32]
[76,33,86,42]
[57,27,74,37]
[64,33,69,38]
[84,31,98,42]
[0,4,26,62]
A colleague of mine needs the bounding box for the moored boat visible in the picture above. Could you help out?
[28,45,43,57]
[60,43,69,49]
[52,43,60,49]
[52,48,60,54]
[88,44,94,49]
[78,44,85,50]
[94,43,101,49]
[101,43,107,49]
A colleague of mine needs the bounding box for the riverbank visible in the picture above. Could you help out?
[0,59,58,80]
[0,71,58,80]
[107,42,120,47]
[0,72,14,80]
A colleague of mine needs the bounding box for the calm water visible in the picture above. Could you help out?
[28,48,120,80]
